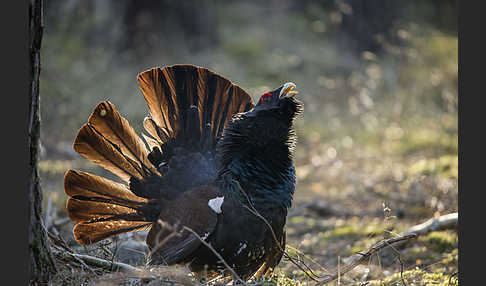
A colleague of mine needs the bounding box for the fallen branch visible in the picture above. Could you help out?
[48,232,149,276]
[385,212,458,252]
[54,249,145,274]
[315,213,458,284]
[315,233,417,285]
[402,212,457,236]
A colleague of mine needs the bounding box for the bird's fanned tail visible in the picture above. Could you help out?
[65,64,254,246]
[67,98,162,244]
[64,170,157,245]
[137,65,254,164]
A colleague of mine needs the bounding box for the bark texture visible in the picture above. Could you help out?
[29,0,57,283]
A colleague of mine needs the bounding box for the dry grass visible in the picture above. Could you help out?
[41,121,458,285]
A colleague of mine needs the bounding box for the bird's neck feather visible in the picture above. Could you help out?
[217,114,296,209]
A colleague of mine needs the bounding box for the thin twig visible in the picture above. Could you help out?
[397,254,406,286]
[382,212,458,254]
[182,226,248,285]
[147,219,183,265]
[337,256,341,285]
[384,238,408,286]
[56,250,148,274]
[448,272,458,286]
[314,234,417,285]
[285,245,330,273]
[243,204,321,281]
[49,234,98,276]
[233,180,321,281]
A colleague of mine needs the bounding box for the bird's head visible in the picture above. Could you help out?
[248,82,302,122]
[221,82,303,149]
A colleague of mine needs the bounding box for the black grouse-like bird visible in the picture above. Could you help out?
[64,64,302,280]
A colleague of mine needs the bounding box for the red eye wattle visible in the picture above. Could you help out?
[260,92,272,104]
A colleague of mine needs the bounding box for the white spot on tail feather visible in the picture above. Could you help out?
[208,196,224,214]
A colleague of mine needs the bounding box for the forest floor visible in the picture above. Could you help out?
[39,115,458,286]
[38,3,458,284]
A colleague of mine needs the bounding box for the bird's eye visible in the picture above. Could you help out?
[260,92,272,104]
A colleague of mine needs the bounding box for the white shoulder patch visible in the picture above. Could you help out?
[208,196,224,214]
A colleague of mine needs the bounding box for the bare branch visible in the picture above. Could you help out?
[315,234,417,285]
[384,212,458,252]
[54,249,145,274]
[402,212,457,236]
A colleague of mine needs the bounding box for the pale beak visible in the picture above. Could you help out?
[279,82,298,99]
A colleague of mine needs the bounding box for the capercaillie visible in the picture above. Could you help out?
[64,64,302,280]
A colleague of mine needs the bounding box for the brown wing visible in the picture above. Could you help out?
[146,184,222,265]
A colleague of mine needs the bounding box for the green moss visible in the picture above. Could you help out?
[367,269,457,286]
[287,216,333,236]
[259,271,306,286]
[400,129,458,157]
[407,245,441,262]
[423,231,457,253]
[407,155,458,180]
[325,226,360,239]
[440,249,458,265]
[323,221,387,241]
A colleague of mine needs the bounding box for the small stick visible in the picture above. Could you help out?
[314,234,417,285]
[402,213,457,236]
[384,212,458,253]
[182,226,248,286]
[232,179,321,281]
[57,251,144,273]
[337,256,341,285]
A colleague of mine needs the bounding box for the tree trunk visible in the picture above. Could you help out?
[28,0,57,284]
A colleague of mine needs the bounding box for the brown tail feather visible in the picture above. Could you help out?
[68,103,162,245]
[73,221,152,245]
[137,67,179,135]
[66,198,144,223]
[142,116,169,144]
[137,64,255,152]
[64,170,147,207]
[87,101,159,177]
[65,170,157,245]
[73,123,145,183]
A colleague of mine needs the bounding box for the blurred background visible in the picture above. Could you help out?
[39,0,457,284]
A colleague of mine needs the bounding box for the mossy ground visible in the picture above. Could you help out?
[40,118,458,285]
